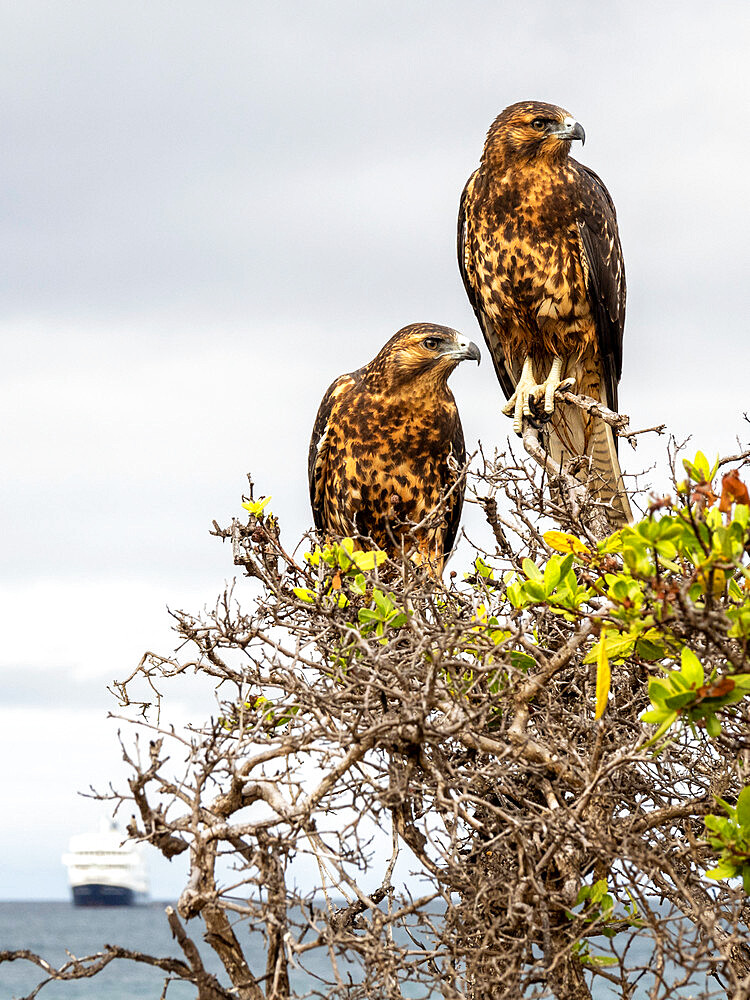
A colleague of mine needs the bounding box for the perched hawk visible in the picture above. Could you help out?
[308,323,480,572]
[458,100,632,524]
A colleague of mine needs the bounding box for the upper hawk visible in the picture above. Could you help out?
[308,323,480,573]
[458,100,632,524]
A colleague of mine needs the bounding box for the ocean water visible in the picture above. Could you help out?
[0,900,709,999]
[0,901,364,999]
[1,901,219,999]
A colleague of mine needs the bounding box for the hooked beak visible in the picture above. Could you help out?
[554,116,585,145]
[450,338,481,365]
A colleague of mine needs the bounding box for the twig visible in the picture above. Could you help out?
[718,447,750,469]
[620,423,668,449]
[556,388,629,430]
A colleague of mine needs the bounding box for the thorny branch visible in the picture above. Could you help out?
[6,431,750,1000]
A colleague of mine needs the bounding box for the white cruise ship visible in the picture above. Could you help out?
[62,818,149,906]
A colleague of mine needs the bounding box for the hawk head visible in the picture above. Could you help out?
[369,323,480,389]
[484,101,585,166]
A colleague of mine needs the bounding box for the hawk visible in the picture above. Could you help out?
[308,323,480,572]
[458,100,632,524]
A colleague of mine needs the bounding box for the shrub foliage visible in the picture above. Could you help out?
[5,437,750,1000]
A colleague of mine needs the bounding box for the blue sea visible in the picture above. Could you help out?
[0,900,706,999]
[0,901,222,999]
[0,901,375,999]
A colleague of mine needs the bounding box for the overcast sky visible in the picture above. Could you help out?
[2,1,749,900]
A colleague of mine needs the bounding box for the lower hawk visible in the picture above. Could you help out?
[308,323,480,573]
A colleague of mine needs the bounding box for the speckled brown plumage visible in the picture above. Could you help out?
[308,323,480,572]
[458,100,632,523]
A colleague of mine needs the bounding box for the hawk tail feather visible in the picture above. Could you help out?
[543,407,632,528]
[589,416,633,526]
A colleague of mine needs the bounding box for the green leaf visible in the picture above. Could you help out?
[641,708,671,724]
[695,451,711,479]
[664,691,698,710]
[594,633,610,720]
[474,556,495,579]
[589,879,608,904]
[669,672,692,692]
[372,589,390,614]
[706,507,723,529]
[522,558,542,581]
[704,714,721,738]
[336,548,353,571]
[293,587,315,603]
[544,556,563,592]
[597,531,625,554]
[624,888,639,918]
[680,647,704,688]
[586,955,618,968]
[647,679,672,704]
[583,631,637,665]
[523,581,547,603]
[684,451,715,482]
[543,530,590,555]
[509,651,536,672]
[705,861,738,881]
[555,553,575,585]
[716,796,736,818]
[704,815,728,834]
[637,635,667,660]
[736,787,750,829]
[642,708,678,745]
[242,495,272,515]
[351,549,387,571]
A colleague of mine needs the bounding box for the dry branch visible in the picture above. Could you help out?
[7,435,750,1000]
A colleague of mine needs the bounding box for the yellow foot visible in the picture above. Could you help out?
[502,357,576,434]
[502,356,540,434]
[531,357,576,421]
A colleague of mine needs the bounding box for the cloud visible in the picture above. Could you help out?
[2,0,749,900]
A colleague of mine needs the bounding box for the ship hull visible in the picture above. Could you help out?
[72,883,137,907]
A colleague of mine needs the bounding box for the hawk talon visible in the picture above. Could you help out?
[502,358,576,434]
[534,359,575,418]
[535,375,576,415]
[526,394,553,428]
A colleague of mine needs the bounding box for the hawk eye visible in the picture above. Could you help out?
[531,118,547,131]
[423,337,440,350]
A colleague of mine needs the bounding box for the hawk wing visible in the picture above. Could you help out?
[572,161,626,416]
[457,172,516,400]
[307,373,354,533]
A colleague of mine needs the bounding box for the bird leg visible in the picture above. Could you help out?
[533,356,576,419]
[502,356,576,434]
[502,356,540,434]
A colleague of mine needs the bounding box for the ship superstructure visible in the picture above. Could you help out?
[62,819,149,906]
